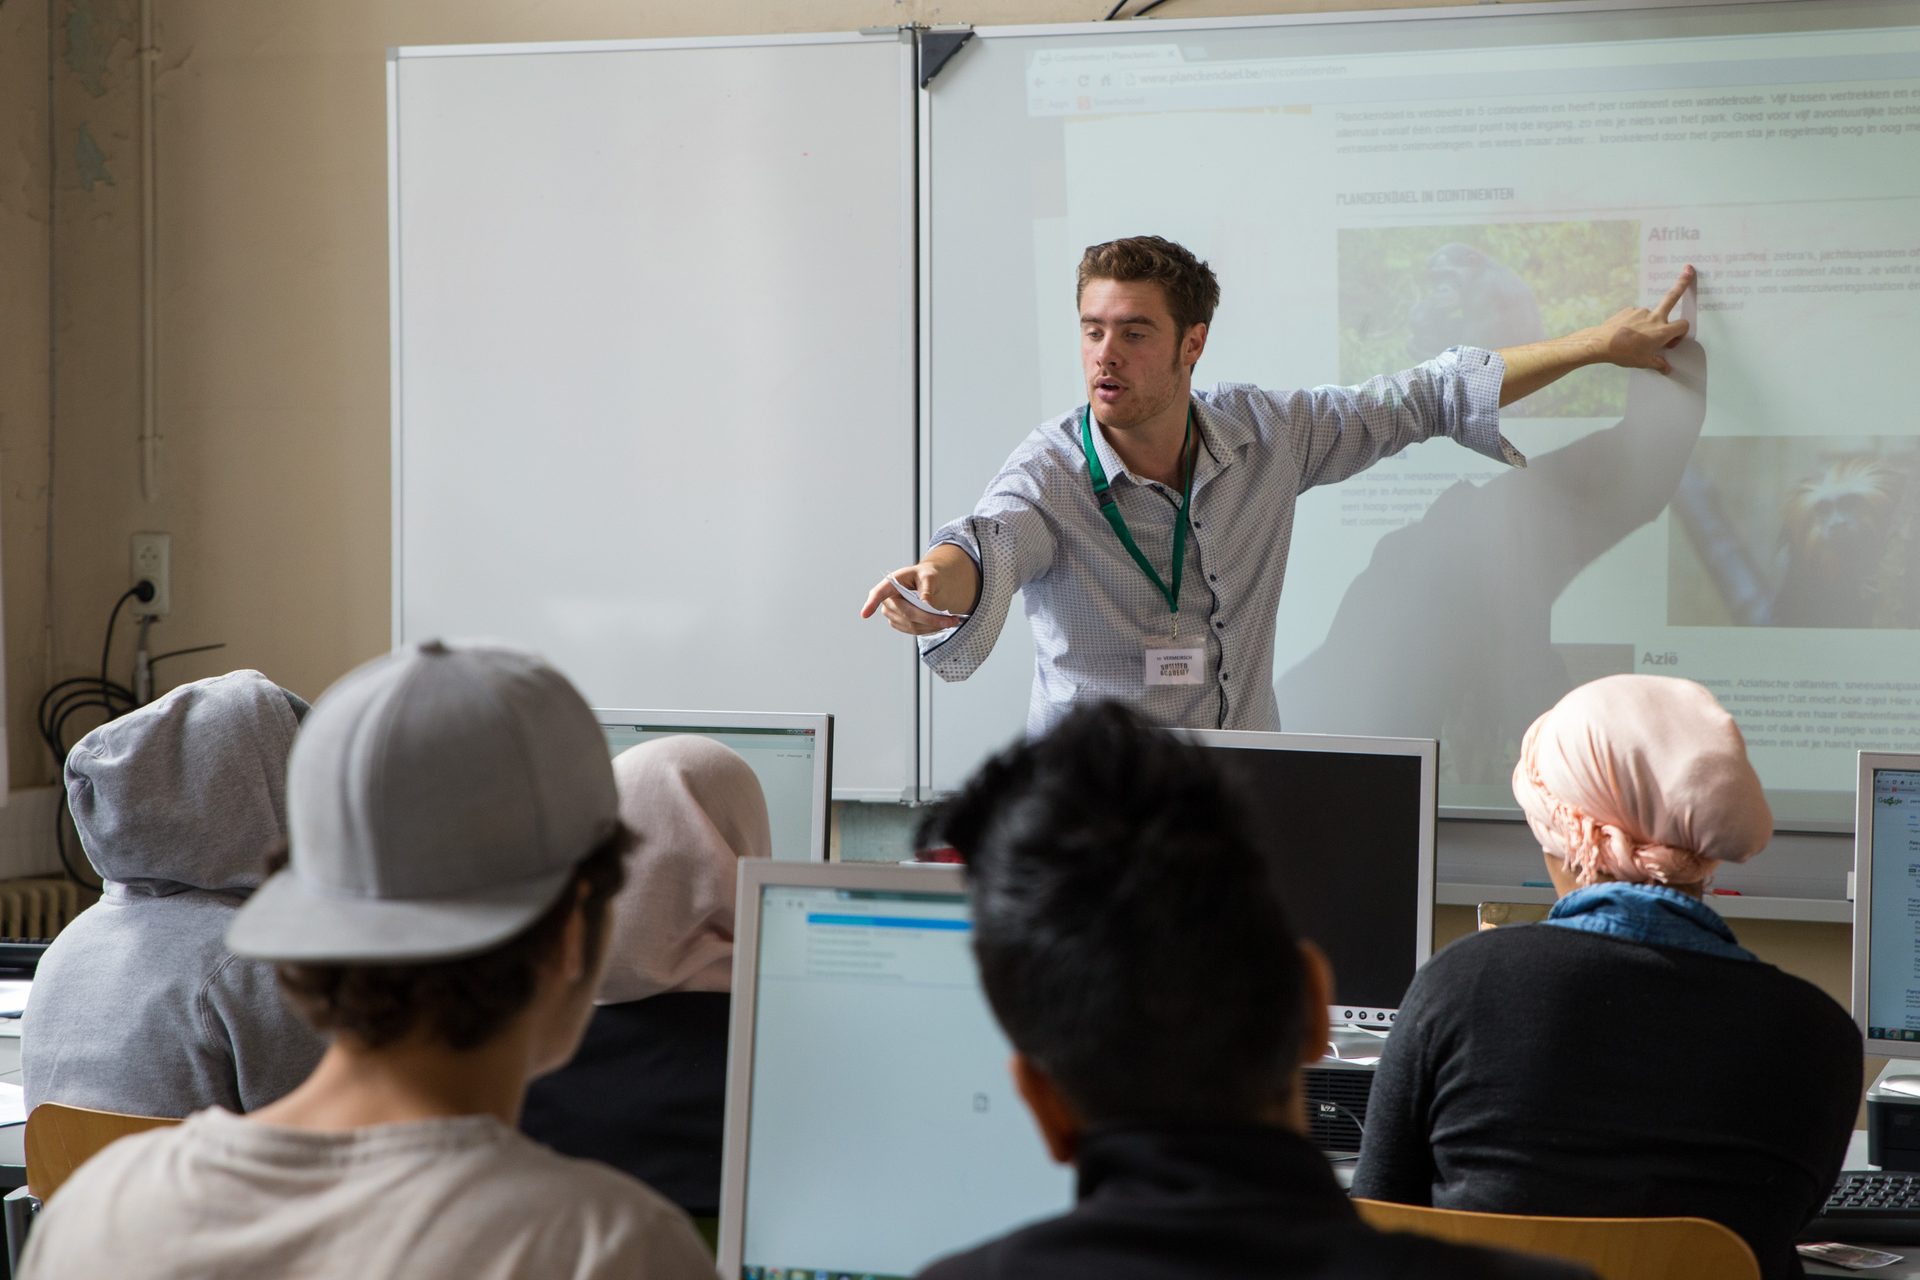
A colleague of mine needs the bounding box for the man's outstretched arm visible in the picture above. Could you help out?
[1497,264,1694,406]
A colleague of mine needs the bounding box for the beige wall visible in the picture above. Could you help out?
[3,2,52,792]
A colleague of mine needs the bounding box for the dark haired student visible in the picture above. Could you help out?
[863,235,1695,736]
[21,642,714,1280]
[913,701,1594,1280]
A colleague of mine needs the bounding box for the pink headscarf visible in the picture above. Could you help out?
[596,736,772,1005]
[1511,675,1772,889]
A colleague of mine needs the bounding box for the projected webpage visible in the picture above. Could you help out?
[738,886,1072,1279]
[601,724,820,860]
[930,4,1920,822]
[1868,768,1920,1039]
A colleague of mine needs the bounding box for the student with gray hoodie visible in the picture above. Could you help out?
[22,670,325,1117]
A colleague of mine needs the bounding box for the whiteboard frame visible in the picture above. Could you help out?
[958,0,1808,41]
[389,30,921,802]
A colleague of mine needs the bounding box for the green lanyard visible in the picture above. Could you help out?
[1080,405,1196,641]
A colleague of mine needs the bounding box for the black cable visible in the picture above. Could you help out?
[1102,0,1128,19]
[44,681,133,728]
[1133,0,1173,14]
[146,642,228,702]
[52,698,121,748]
[37,679,115,754]
[1315,1098,1367,1141]
[42,688,132,761]
[100,582,152,692]
[147,642,226,670]
[33,584,155,888]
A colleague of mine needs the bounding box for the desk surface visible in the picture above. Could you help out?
[0,1024,1893,1269]
[1801,1132,1920,1277]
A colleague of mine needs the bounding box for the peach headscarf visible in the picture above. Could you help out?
[596,736,772,1005]
[1511,675,1772,889]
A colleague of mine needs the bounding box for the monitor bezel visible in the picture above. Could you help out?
[1851,750,1920,1060]
[717,859,968,1279]
[591,707,833,862]
[1175,728,1438,1030]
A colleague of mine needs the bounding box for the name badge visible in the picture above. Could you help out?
[1145,643,1203,687]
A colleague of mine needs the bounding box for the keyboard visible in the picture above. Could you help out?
[1803,1171,1920,1243]
[0,940,49,978]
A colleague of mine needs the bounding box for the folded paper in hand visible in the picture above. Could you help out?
[888,574,969,622]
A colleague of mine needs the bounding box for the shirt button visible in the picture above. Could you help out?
[1214,620,1225,630]
[1192,520,1203,529]
[1221,673,1230,682]
[1209,573,1218,582]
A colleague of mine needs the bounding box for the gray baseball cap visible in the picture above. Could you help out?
[227,640,618,963]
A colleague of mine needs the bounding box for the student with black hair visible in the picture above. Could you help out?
[913,701,1593,1280]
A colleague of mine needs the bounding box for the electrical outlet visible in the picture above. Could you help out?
[130,531,172,618]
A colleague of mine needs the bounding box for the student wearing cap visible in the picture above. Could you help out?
[915,701,1592,1280]
[522,734,773,1220]
[23,670,324,1118]
[1353,674,1861,1280]
[20,641,715,1280]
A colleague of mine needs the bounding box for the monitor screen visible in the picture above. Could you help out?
[594,710,830,862]
[720,864,1073,1280]
[1182,731,1436,1028]
[1856,755,1920,1054]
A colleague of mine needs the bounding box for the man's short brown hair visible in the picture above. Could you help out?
[1077,236,1221,336]
[274,830,629,1051]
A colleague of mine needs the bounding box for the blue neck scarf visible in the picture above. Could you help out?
[1544,882,1755,962]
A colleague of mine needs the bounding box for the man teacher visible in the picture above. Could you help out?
[862,235,1695,735]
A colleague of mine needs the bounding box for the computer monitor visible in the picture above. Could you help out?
[717,861,1073,1280]
[1177,730,1437,1030]
[1851,752,1920,1059]
[592,710,831,862]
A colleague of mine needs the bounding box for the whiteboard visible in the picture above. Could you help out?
[920,1,1920,824]
[391,33,918,799]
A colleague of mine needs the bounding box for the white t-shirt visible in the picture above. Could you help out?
[20,1107,719,1279]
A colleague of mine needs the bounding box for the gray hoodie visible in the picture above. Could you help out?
[22,670,326,1117]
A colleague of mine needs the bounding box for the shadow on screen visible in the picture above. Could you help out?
[1274,340,1707,790]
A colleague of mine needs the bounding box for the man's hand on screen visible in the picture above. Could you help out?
[1592,264,1695,374]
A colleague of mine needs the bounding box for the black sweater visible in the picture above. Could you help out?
[1352,924,1862,1280]
[519,991,731,1217]
[919,1125,1593,1280]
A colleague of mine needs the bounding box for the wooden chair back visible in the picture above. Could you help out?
[25,1103,180,1200]
[1353,1199,1761,1280]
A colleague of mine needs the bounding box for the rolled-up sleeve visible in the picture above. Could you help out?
[1264,346,1517,492]
[918,472,1059,683]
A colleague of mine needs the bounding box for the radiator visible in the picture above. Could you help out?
[0,877,98,940]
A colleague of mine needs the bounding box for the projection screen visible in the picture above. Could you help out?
[922,0,1920,827]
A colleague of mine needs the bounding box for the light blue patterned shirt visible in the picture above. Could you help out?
[921,348,1515,736]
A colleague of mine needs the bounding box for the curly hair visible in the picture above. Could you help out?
[1077,235,1221,336]
[273,831,628,1051]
